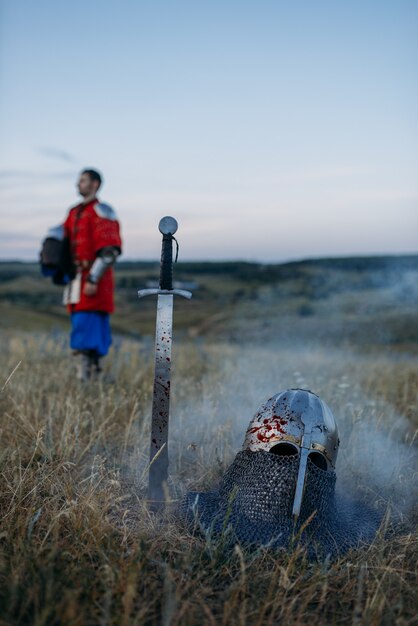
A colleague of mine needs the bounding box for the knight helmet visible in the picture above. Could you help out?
[243,389,339,519]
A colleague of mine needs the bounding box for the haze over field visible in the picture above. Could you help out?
[1,0,417,261]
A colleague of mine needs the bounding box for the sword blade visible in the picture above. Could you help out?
[148,293,174,508]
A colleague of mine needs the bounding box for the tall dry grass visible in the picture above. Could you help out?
[0,330,417,625]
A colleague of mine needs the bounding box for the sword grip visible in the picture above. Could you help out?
[160,234,173,290]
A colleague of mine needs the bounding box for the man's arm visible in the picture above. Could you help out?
[84,201,122,296]
[87,246,120,284]
[83,246,120,296]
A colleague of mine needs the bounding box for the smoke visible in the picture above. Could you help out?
[167,342,417,520]
[202,259,418,349]
[115,257,418,528]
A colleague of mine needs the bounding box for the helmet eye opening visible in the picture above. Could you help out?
[269,442,298,457]
[309,451,328,470]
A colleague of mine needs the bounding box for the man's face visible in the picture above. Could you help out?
[77,173,98,198]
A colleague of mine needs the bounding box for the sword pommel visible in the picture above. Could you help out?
[159,216,178,236]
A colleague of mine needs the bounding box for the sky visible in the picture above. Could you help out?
[0,0,417,262]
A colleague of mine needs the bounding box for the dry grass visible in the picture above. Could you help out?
[0,330,417,625]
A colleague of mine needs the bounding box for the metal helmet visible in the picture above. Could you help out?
[243,389,339,519]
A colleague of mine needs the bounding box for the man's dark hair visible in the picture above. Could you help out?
[82,168,102,188]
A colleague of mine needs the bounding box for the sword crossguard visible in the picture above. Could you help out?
[138,288,192,300]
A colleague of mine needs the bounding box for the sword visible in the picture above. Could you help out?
[138,216,192,510]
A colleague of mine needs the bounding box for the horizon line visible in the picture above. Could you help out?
[1,251,417,266]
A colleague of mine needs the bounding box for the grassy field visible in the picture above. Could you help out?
[0,256,417,625]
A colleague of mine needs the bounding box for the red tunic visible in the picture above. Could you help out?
[63,199,122,313]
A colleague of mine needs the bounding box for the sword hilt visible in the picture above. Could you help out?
[160,234,173,290]
[159,216,178,291]
[138,215,192,301]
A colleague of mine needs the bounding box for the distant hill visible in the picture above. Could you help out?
[0,255,417,352]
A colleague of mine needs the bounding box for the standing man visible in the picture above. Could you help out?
[63,169,122,381]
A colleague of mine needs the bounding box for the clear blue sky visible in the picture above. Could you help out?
[1,0,417,261]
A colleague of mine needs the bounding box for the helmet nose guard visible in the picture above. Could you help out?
[243,389,339,520]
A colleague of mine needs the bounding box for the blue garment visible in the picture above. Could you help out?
[41,266,56,277]
[41,265,70,285]
[70,312,112,356]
